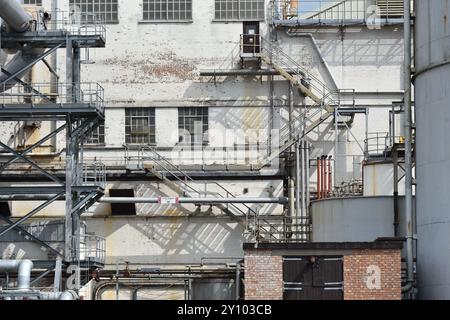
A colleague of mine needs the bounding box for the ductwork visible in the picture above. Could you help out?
[0,0,32,32]
[0,0,44,93]
[0,259,33,290]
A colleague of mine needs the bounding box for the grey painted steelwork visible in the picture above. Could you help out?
[415,0,450,299]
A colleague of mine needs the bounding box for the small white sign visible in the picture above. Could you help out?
[158,197,179,205]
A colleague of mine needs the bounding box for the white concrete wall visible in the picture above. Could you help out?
[0,1,406,268]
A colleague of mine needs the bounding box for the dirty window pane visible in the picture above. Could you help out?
[143,0,193,21]
[215,0,264,20]
[23,0,42,5]
[69,0,119,24]
[178,107,208,146]
[86,124,105,145]
[125,108,156,145]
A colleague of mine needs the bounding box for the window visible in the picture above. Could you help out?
[125,108,156,145]
[69,0,119,24]
[178,107,208,145]
[143,0,192,21]
[23,0,42,5]
[86,124,105,145]
[109,189,137,216]
[214,0,265,21]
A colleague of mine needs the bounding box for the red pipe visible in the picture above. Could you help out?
[328,158,332,197]
[317,157,321,199]
[321,158,326,199]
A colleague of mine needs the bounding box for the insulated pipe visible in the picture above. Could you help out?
[0,0,32,32]
[0,259,33,290]
[0,0,44,92]
[38,290,77,300]
[100,197,288,204]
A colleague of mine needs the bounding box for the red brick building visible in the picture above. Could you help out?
[243,240,403,300]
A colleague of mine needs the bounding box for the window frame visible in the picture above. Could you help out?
[85,123,106,146]
[23,0,42,6]
[213,0,265,22]
[69,0,120,24]
[125,108,156,146]
[140,0,193,23]
[178,107,209,146]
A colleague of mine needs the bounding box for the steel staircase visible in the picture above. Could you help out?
[251,37,342,170]
[132,146,283,242]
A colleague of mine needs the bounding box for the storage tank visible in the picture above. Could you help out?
[415,0,450,299]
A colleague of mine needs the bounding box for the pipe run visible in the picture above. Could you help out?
[100,197,288,204]
[0,259,33,290]
[402,0,414,294]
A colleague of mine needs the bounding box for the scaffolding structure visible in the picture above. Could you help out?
[0,9,106,291]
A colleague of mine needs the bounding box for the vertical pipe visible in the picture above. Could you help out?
[403,0,414,293]
[295,142,301,240]
[328,158,332,197]
[317,157,321,200]
[300,141,307,240]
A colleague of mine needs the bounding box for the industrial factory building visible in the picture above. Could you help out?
[0,0,447,301]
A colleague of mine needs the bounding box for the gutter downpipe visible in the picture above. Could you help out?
[285,32,339,90]
[402,0,414,295]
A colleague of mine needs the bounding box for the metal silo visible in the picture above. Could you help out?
[415,0,450,299]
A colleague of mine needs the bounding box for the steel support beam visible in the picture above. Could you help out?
[0,141,64,184]
[0,215,63,258]
[0,43,64,86]
[0,192,64,238]
[0,124,67,172]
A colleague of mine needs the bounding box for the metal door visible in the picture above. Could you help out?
[283,257,343,300]
[242,22,260,54]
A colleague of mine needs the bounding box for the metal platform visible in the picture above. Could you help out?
[0,31,105,49]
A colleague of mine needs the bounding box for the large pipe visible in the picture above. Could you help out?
[0,0,32,32]
[0,259,33,290]
[100,197,288,204]
[0,0,44,92]
[402,0,414,294]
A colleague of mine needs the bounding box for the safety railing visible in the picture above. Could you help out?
[0,220,65,243]
[34,10,106,38]
[75,161,106,189]
[78,234,106,265]
[272,0,406,25]
[0,82,104,111]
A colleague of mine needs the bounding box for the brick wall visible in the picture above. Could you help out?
[344,249,402,300]
[244,250,283,300]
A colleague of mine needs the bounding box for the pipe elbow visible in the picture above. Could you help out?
[17,259,33,290]
[59,290,78,300]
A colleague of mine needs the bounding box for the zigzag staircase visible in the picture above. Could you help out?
[255,38,341,169]
[137,146,282,242]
